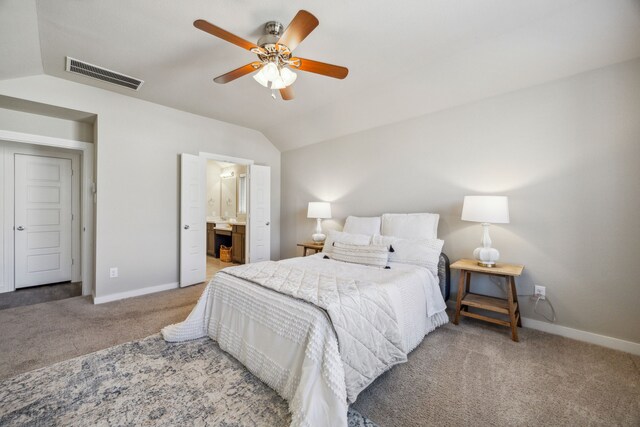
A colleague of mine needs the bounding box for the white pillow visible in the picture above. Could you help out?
[343,216,382,235]
[381,213,440,240]
[322,230,372,254]
[371,234,396,250]
[382,237,444,276]
[330,242,389,268]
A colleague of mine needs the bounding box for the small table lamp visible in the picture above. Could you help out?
[461,196,510,267]
[307,202,332,243]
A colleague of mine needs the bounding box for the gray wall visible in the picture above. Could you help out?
[282,58,640,344]
[0,74,281,299]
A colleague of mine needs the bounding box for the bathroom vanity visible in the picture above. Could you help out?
[207,221,245,264]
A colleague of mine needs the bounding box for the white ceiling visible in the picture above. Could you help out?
[2,0,640,151]
[0,0,43,80]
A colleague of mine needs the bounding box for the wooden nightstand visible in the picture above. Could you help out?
[297,242,324,256]
[451,259,524,342]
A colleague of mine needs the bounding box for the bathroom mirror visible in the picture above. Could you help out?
[220,169,236,219]
[206,160,248,221]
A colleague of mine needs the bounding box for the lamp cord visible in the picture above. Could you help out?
[488,276,557,323]
[533,295,557,323]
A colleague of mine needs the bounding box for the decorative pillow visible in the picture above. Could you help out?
[343,216,382,235]
[380,237,444,276]
[322,230,372,254]
[381,213,440,240]
[330,242,389,268]
[371,234,396,249]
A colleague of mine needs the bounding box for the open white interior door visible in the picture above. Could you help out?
[180,153,206,287]
[248,165,270,263]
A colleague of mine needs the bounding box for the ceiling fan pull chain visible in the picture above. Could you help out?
[271,89,277,100]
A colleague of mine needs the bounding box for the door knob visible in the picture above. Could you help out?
[265,221,270,226]
[16,226,25,231]
[184,225,190,230]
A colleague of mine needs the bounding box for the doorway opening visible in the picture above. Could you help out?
[179,151,271,288]
[205,160,248,281]
[0,141,88,309]
[0,130,95,302]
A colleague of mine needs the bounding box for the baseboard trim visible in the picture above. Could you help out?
[520,317,640,356]
[93,282,179,304]
[445,300,640,356]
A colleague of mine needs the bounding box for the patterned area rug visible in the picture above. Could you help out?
[0,335,376,426]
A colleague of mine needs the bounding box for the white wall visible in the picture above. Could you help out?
[281,58,640,344]
[0,74,281,299]
[0,107,94,142]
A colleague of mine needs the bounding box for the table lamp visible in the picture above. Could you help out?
[307,202,332,242]
[461,196,510,267]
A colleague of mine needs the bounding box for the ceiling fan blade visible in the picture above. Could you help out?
[194,19,261,52]
[213,62,263,84]
[280,86,295,101]
[277,10,319,51]
[290,58,348,79]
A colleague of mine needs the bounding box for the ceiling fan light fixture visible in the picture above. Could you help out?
[280,67,297,86]
[270,75,286,90]
[195,10,348,101]
[253,69,269,87]
[262,62,280,81]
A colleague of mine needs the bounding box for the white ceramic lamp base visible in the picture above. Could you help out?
[312,233,326,242]
[312,218,326,242]
[473,223,500,267]
[473,246,500,267]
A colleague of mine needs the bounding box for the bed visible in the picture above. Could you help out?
[163,214,450,427]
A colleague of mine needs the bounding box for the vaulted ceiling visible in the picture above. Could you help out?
[2,0,640,151]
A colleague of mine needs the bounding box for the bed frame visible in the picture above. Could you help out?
[438,253,451,302]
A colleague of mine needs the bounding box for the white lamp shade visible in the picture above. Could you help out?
[280,67,297,86]
[307,202,332,219]
[262,62,279,81]
[253,69,269,87]
[270,76,286,90]
[461,196,510,224]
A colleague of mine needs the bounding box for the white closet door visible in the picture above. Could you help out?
[180,153,206,287]
[15,154,72,288]
[248,165,270,263]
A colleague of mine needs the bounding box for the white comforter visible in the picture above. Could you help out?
[162,254,448,427]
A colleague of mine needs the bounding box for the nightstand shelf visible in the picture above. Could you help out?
[451,259,524,341]
[297,242,324,256]
[461,293,512,314]
[459,294,519,328]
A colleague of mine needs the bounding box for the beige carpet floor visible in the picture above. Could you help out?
[352,319,640,426]
[0,281,82,310]
[0,283,205,380]
[1,269,638,425]
[0,255,231,379]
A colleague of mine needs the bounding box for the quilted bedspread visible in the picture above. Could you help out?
[163,256,447,427]
[222,261,407,401]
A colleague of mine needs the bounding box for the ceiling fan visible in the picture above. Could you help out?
[194,10,348,101]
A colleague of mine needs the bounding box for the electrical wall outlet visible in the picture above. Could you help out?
[534,285,546,300]
[109,267,118,278]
